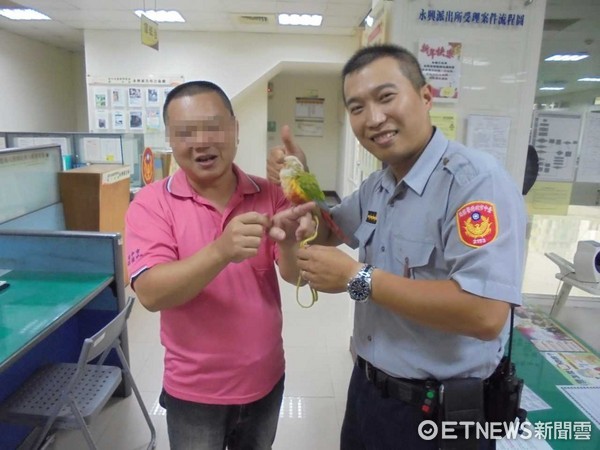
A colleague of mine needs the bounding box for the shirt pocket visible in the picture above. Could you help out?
[355,222,376,262]
[393,237,435,279]
[248,237,276,272]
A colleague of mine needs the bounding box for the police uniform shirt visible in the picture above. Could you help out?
[332,129,527,380]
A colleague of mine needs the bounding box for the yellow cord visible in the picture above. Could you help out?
[296,215,319,308]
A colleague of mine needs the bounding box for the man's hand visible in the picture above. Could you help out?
[296,245,362,293]
[267,124,308,184]
[269,202,316,243]
[215,212,271,263]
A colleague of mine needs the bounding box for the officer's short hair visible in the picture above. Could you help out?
[342,44,427,93]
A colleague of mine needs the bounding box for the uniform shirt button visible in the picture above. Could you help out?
[367,335,372,342]
[381,246,385,252]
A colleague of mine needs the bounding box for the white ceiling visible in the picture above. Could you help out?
[1,0,599,98]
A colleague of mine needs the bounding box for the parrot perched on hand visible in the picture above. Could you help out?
[280,155,349,308]
[279,155,350,246]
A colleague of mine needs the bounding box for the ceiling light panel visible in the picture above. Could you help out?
[0,8,51,20]
[134,10,185,23]
[544,54,589,62]
[278,14,322,26]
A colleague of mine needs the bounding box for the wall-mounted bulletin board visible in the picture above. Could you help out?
[86,75,184,134]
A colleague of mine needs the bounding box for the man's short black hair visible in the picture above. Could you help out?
[163,80,234,125]
[342,44,427,93]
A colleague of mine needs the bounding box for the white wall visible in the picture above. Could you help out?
[72,51,88,132]
[0,30,84,132]
[389,0,547,187]
[232,80,269,178]
[83,30,357,178]
[84,30,356,100]
[267,73,343,191]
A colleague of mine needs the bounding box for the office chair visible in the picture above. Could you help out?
[0,297,156,450]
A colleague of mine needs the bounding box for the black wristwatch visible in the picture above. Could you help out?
[347,264,374,303]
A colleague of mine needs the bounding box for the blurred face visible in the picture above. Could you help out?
[166,91,238,191]
[344,56,434,180]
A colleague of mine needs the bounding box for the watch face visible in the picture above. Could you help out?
[349,277,370,301]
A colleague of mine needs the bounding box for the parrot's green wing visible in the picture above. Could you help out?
[297,172,325,202]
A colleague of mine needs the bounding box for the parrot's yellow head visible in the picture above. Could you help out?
[280,155,305,179]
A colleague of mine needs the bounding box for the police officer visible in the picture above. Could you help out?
[268,44,526,449]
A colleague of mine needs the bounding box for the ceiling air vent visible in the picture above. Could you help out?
[235,14,275,25]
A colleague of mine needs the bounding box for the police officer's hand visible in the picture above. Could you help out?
[296,245,362,293]
[267,125,308,184]
[269,202,316,244]
[216,212,271,263]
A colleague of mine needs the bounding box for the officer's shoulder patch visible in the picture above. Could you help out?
[456,201,498,248]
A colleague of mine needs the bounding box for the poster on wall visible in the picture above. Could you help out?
[111,88,126,108]
[146,109,161,131]
[418,39,462,102]
[94,87,108,109]
[146,87,160,106]
[113,111,126,130]
[525,181,572,216]
[86,75,183,135]
[430,109,457,141]
[95,111,109,130]
[129,111,143,130]
[575,111,600,183]
[466,115,511,165]
[530,112,581,182]
[128,87,143,107]
[294,97,324,137]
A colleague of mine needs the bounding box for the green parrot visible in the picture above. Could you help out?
[280,155,336,308]
[279,155,349,245]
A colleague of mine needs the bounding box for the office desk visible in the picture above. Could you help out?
[0,230,128,449]
[512,308,599,449]
[0,270,113,372]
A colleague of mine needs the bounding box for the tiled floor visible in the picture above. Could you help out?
[51,208,600,450]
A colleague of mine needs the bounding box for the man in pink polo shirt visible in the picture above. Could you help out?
[125,80,315,450]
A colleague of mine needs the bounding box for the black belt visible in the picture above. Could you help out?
[356,356,438,416]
